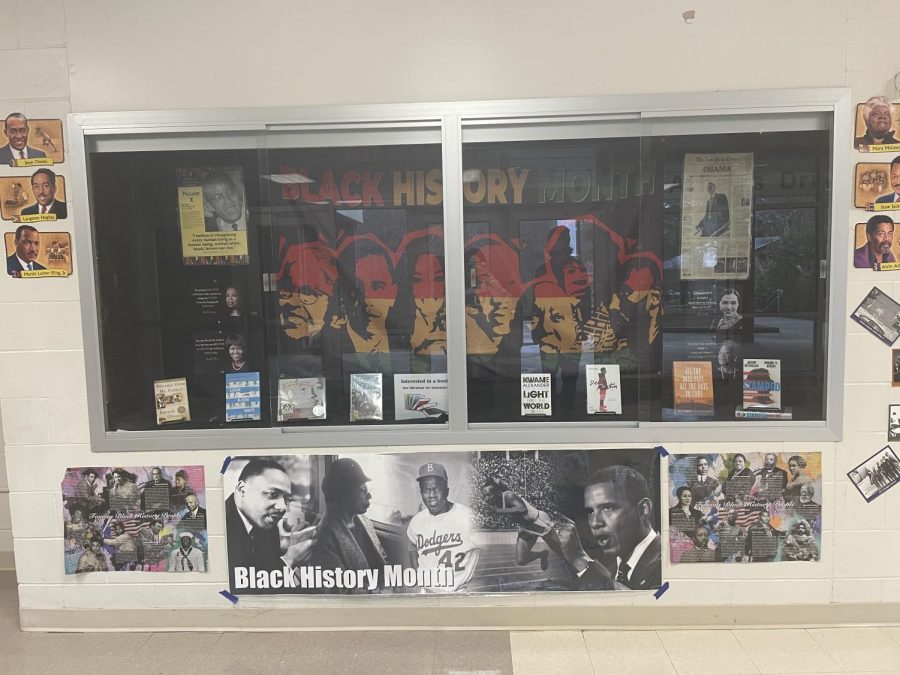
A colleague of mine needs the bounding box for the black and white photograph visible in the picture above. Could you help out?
[890,406,900,442]
[850,286,900,346]
[223,449,661,596]
[893,349,900,387]
[848,446,900,502]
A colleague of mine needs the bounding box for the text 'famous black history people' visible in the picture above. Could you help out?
[62,466,208,574]
[668,452,822,564]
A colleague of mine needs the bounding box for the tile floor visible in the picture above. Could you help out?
[4,572,900,674]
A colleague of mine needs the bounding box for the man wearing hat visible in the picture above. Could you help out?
[406,462,479,593]
[308,457,387,592]
[168,532,206,572]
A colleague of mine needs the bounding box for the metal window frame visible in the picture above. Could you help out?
[68,88,850,452]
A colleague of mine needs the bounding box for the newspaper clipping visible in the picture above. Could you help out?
[680,153,754,280]
[62,465,208,573]
[668,452,822,564]
[223,448,661,595]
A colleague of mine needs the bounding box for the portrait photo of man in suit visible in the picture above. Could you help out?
[0,113,47,164]
[6,224,45,276]
[875,156,900,206]
[556,464,661,591]
[20,168,66,218]
[224,458,316,593]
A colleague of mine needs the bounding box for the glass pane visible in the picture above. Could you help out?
[262,141,447,426]
[462,138,660,422]
[90,146,269,431]
[655,130,830,421]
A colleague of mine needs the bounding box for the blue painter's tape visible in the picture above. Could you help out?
[219,589,239,605]
[653,581,669,599]
[655,446,669,457]
[220,456,233,474]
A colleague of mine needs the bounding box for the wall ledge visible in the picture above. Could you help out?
[19,602,900,632]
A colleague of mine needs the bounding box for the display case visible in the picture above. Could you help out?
[69,89,850,450]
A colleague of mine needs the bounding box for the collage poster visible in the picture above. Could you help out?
[62,465,208,574]
[668,452,822,564]
[223,448,661,595]
[679,153,754,280]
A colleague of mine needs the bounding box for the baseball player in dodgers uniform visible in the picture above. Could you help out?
[406,463,479,592]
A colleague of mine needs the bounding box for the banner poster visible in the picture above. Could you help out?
[586,364,621,414]
[521,373,552,416]
[223,449,661,595]
[177,166,249,265]
[854,98,900,152]
[350,373,383,421]
[225,372,261,422]
[393,373,448,420]
[855,162,900,211]
[668,452,822,564]
[62,465,208,573]
[5,228,72,277]
[154,377,190,424]
[679,153,754,280]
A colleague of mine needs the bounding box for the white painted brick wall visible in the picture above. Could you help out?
[2,0,900,616]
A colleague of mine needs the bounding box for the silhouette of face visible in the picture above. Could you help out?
[531,292,580,354]
[278,242,337,340]
[411,253,447,354]
[471,244,523,338]
[355,253,397,326]
[562,260,590,299]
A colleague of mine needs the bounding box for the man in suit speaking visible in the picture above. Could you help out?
[20,168,66,218]
[0,113,47,164]
[7,224,45,276]
[556,464,662,591]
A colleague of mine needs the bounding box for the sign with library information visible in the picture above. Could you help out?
[223,448,661,595]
